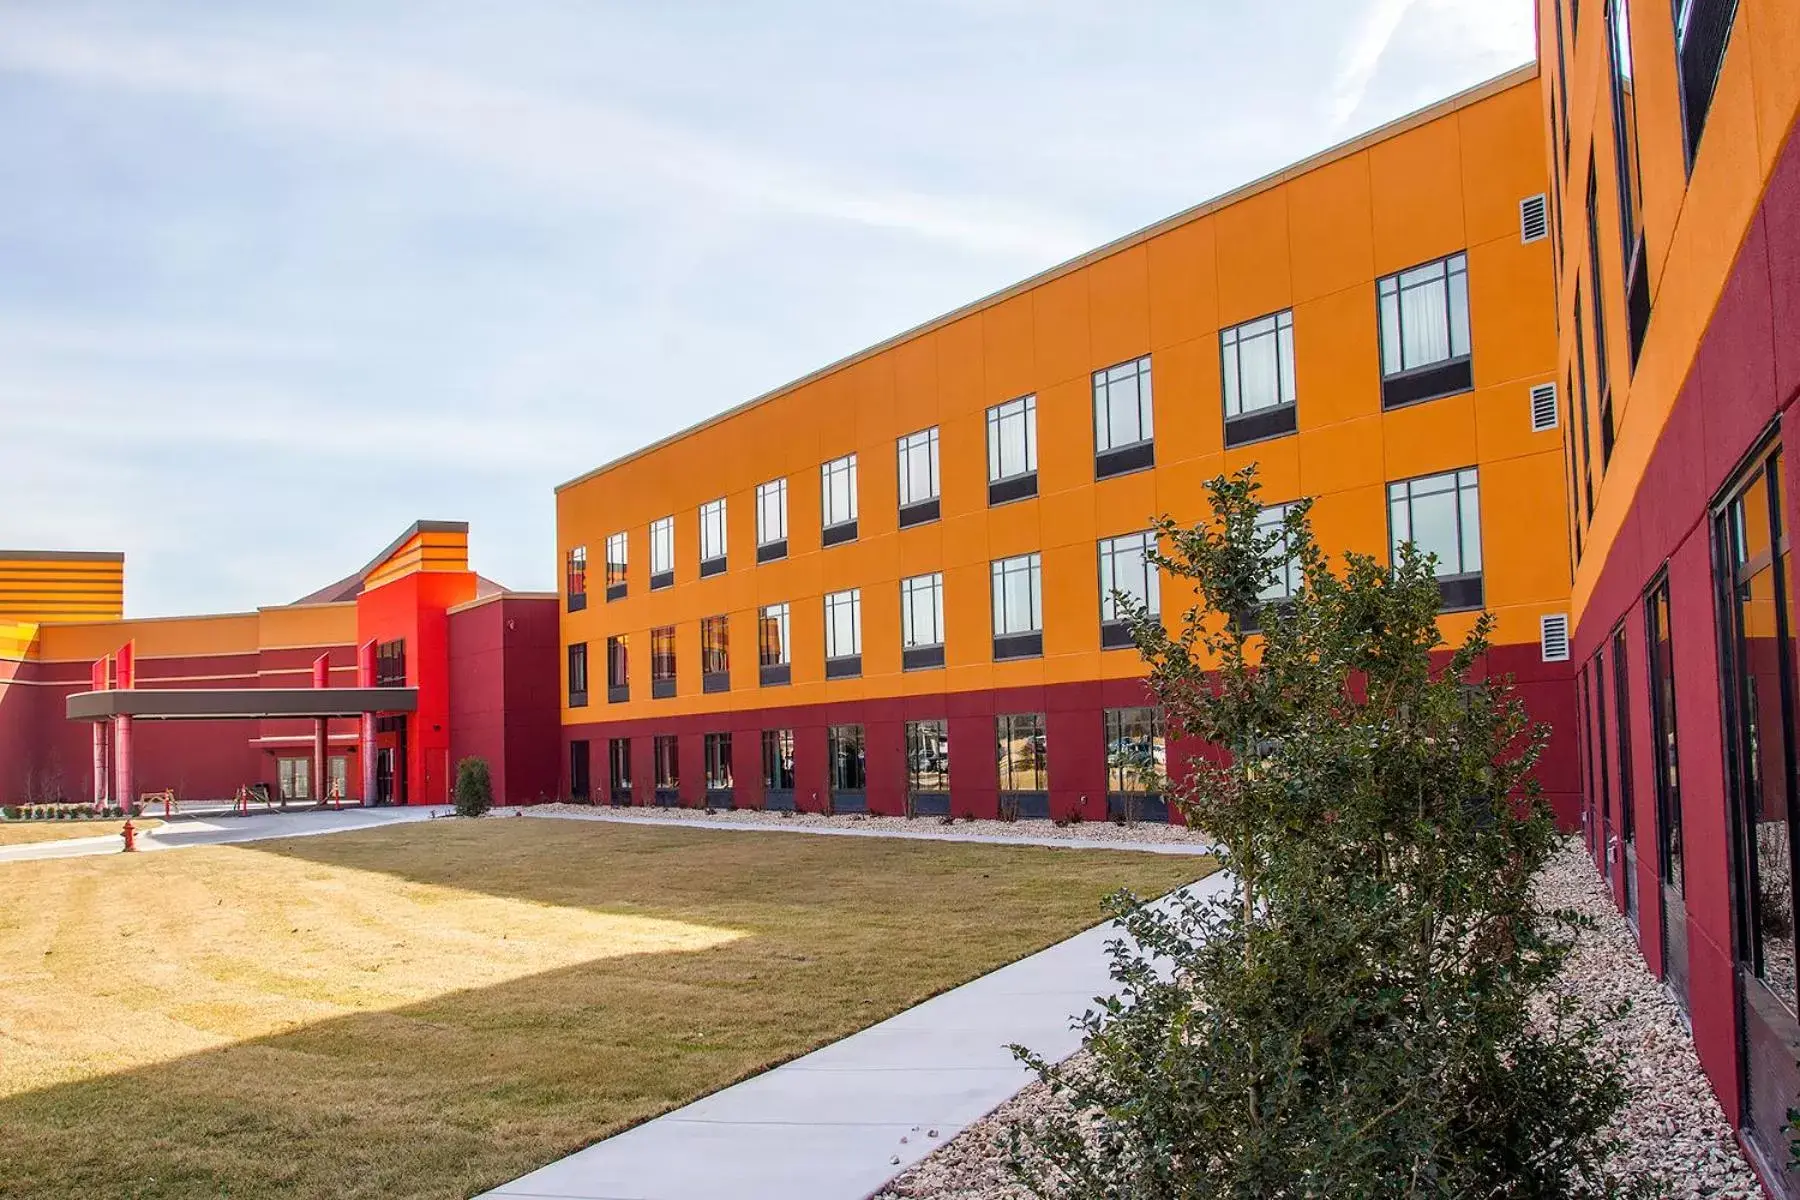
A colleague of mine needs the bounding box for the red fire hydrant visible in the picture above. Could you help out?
[121,819,137,853]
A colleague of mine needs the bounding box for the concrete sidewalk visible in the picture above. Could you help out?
[0,805,441,865]
[480,869,1231,1200]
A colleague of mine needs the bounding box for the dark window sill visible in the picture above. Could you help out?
[699,557,727,578]
[762,789,796,811]
[993,632,1043,661]
[822,520,858,547]
[1107,793,1169,823]
[1095,441,1155,480]
[902,645,945,671]
[569,692,588,708]
[568,592,587,612]
[988,473,1038,506]
[1626,238,1651,370]
[651,678,676,699]
[653,789,681,807]
[704,788,735,809]
[1437,574,1484,612]
[829,791,868,814]
[760,663,791,687]
[1100,621,1137,650]
[898,498,940,528]
[999,791,1050,820]
[649,570,675,591]
[1381,358,1473,409]
[825,655,862,680]
[609,788,633,806]
[1224,403,1298,448]
[703,671,730,694]
[607,685,629,704]
[907,792,951,816]
[606,583,627,602]
[1235,597,1294,634]
[756,539,787,564]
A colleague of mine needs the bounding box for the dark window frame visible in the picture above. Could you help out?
[567,641,589,708]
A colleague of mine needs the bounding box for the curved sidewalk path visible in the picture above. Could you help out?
[481,866,1229,1200]
[0,805,440,864]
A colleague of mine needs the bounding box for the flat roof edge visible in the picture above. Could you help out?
[0,549,125,563]
[554,62,1538,495]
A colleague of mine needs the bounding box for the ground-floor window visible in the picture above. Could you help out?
[996,713,1047,792]
[906,719,948,793]
[1646,575,1685,892]
[762,729,794,791]
[607,738,630,796]
[653,736,678,791]
[569,740,590,800]
[704,733,733,790]
[828,725,865,792]
[278,757,312,801]
[1105,707,1165,794]
[1611,622,1637,921]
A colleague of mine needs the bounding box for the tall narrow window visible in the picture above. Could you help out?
[607,738,631,803]
[821,453,859,545]
[704,732,733,797]
[897,427,941,527]
[566,545,588,612]
[1611,622,1638,924]
[756,478,789,562]
[1221,311,1298,445]
[649,517,674,589]
[901,572,946,671]
[1241,502,1303,632]
[825,588,862,678]
[991,552,1043,660]
[1093,356,1155,477]
[828,724,867,811]
[906,719,950,814]
[569,741,590,803]
[1554,0,1572,169]
[1388,468,1483,611]
[1605,0,1651,367]
[762,728,796,809]
[1674,0,1740,165]
[653,734,679,803]
[650,625,676,698]
[698,498,727,576]
[758,602,791,687]
[605,532,628,601]
[996,712,1048,818]
[1585,164,1614,473]
[606,634,629,703]
[567,641,589,708]
[1377,253,1472,408]
[1713,443,1799,1165]
[1645,577,1684,898]
[1099,532,1159,649]
[987,395,1038,504]
[1574,290,1595,517]
[701,615,730,693]
[1106,706,1167,822]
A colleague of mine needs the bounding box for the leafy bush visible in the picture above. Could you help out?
[1006,467,1639,1199]
[2,806,18,820]
[453,757,494,818]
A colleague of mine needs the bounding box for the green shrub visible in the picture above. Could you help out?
[2,806,18,820]
[1006,467,1641,1199]
[453,757,494,818]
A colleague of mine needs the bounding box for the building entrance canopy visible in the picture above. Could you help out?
[66,687,418,722]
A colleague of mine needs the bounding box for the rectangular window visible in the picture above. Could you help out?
[906,719,949,798]
[650,625,676,698]
[991,552,1043,660]
[986,395,1038,504]
[1388,468,1483,610]
[1377,252,1472,408]
[996,712,1049,809]
[569,740,590,802]
[758,602,791,687]
[567,641,589,707]
[1675,0,1740,164]
[1605,0,1651,368]
[1093,356,1155,477]
[825,589,862,678]
[701,614,730,693]
[605,531,628,600]
[606,634,628,703]
[1645,577,1684,895]
[756,478,788,562]
[829,724,867,801]
[375,639,406,687]
[699,498,727,576]
[1221,311,1298,445]
[278,756,313,802]
[649,517,675,589]
[1098,532,1159,649]
[1585,165,1613,476]
[1611,622,1638,922]
[901,572,946,671]
[653,734,679,797]
[821,453,859,544]
[897,427,941,526]
[566,545,588,612]
[607,737,631,801]
[1574,290,1595,517]
[704,732,733,793]
[762,729,796,793]
[1256,503,1303,602]
[1106,707,1166,796]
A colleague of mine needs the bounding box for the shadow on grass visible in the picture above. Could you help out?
[0,818,1209,1200]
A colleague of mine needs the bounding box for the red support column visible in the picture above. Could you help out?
[90,657,109,807]
[358,640,376,804]
[312,653,330,804]
[115,642,135,813]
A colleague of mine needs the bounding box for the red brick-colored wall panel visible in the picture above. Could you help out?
[1046,705,1105,821]
[865,717,905,815]
[1769,137,1800,410]
[1697,213,1780,486]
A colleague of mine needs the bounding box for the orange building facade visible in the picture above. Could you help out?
[555,67,1578,827]
[1541,0,1800,1187]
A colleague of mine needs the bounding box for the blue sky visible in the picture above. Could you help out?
[0,0,1534,617]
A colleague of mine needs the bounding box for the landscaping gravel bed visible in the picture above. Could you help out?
[522,802,1209,847]
[874,840,1762,1199]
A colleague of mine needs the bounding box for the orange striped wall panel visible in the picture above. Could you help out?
[0,551,124,625]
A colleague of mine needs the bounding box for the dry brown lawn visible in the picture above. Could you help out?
[0,816,1209,1199]
[0,817,162,846]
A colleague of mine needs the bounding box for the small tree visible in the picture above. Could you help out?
[453,756,494,818]
[1006,467,1640,1198]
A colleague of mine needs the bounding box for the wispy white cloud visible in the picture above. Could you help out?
[1329,0,1425,129]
